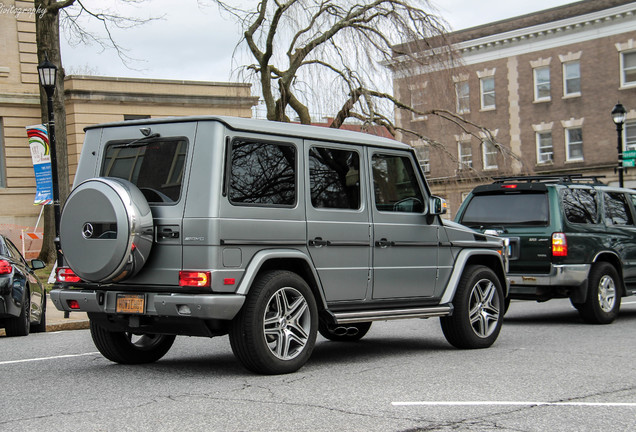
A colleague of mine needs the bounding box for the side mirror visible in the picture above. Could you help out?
[30,259,46,270]
[429,196,447,215]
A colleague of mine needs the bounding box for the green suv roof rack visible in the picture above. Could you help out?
[492,174,606,185]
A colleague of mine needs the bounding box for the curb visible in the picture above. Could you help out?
[46,320,90,332]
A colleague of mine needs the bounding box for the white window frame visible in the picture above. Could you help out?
[482,141,498,170]
[536,131,553,164]
[533,66,551,102]
[565,127,584,162]
[458,141,472,169]
[410,88,427,121]
[415,145,430,173]
[480,76,495,110]
[562,61,581,97]
[625,121,636,151]
[621,51,636,88]
[455,81,470,114]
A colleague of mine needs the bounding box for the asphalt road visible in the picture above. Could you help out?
[2,298,636,432]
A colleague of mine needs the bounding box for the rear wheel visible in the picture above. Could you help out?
[577,262,621,324]
[319,321,372,342]
[90,320,175,364]
[229,270,318,374]
[5,289,30,337]
[440,265,503,349]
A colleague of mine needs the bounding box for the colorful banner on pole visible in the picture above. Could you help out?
[26,124,53,205]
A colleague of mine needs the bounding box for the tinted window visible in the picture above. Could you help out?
[229,140,296,206]
[604,192,633,225]
[102,138,187,203]
[309,147,360,210]
[372,154,424,213]
[460,192,549,225]
[562,188,599,224]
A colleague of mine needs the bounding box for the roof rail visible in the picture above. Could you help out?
[492,174,606,185]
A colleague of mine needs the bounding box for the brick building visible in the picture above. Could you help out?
[391,0,636,217]
[0,1,257,254]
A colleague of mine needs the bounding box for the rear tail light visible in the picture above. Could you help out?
[179,271,211,288]
[552,232,567,257]
[67,300,81,310]
[0,259,12,275]
[57,267,81,283]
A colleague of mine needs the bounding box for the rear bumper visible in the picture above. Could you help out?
[49,289,245,321]
[508,263,589,297]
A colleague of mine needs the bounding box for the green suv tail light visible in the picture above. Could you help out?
[552,233,567,257]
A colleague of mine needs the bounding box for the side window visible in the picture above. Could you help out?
[5,239,26,265]
[372,154,424,213]
[562,188,598,224]
[604,192,633,226]
[309,146,360,210]
[229,139,296,206]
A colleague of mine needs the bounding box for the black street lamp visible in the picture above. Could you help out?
[37,56,63,267]
[611,102,627,188]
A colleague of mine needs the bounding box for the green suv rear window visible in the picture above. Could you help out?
[460,192,549,225]
[561,188,599,224]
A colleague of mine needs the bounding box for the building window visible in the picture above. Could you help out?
[410,87,427,120]
[625,121,636,151]
[536,131,553,164]
[480,77,495,110]
[533,66,551,101]
[0,118,5,188]
[563,61,581,96]
[565,127,583,161]
[455,81,470,114]
[458,141,472,169]
[621,51,636,87]
[482,141,497,170]
[415,146,430,173]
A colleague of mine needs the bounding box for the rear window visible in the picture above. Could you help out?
[102,138,187,203]
[460,192,549,226]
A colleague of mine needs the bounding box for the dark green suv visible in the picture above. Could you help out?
[455,175,636,324]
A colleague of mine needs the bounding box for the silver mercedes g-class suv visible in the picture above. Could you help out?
[50,116,507,374]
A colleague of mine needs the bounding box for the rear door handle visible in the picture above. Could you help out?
[375,238,393,248]
[309,237,329,247]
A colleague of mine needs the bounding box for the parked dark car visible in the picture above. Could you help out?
[455,175,636,324]
[0,234,47,336]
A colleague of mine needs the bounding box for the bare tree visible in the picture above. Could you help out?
[33,0,157,263]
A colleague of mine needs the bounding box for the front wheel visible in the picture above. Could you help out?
[577,262,621,324]
[440,265,504,349]
[229,270,318,374]
[90,320,176,364]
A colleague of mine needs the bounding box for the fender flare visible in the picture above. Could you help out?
[235,248,328,309]
[439,249,508,304]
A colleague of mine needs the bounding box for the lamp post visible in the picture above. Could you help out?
[611,102,627,188]
[37,56,63,267]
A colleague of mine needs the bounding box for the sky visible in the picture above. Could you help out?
[59,0,578,83]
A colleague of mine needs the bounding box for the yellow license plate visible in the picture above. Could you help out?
[116,294,145,314]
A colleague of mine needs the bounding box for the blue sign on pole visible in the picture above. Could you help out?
[26,125,53,205]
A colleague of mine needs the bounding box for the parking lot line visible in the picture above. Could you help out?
[0,352,100,366]
[391,401,636,408]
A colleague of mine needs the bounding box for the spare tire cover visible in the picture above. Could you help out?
[60,177,154,283]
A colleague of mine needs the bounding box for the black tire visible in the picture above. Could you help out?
[577,262,621,324]
[30,295,47,333]
[319,321,372,342]
[229,270,318,375]
[90,320,176,364]
[5,290,30,337]
[503,297,511,315]
[440,265,504,349]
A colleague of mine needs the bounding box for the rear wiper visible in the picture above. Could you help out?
[113,133,161,149]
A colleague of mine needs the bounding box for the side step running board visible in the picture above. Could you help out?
[332,305,453,324]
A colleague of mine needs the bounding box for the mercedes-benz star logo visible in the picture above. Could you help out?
[82,222,95,239]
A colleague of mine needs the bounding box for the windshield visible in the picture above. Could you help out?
[460,192,549,226]
[102,138,187,203]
